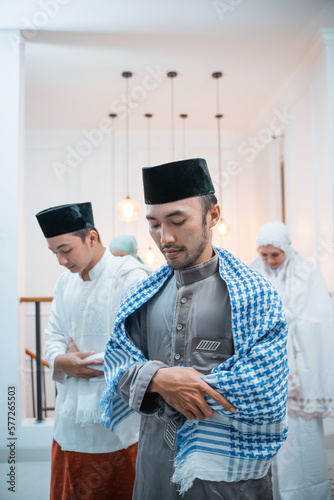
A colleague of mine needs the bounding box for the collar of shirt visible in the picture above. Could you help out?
[174,250,219,286]
[86,248,111,281]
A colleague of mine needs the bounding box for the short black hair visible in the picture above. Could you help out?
[71,226,101,243]
[201,194,218,224]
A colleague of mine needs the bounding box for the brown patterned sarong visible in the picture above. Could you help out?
[50,439,137,500]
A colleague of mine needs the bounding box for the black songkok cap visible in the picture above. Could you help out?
[142,158,215,205]
[36,202,94,238]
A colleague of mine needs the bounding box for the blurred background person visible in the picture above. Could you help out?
[110,233,144,263]
[251,220,334,500]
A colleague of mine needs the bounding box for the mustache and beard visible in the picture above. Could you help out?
[159,221,210,270]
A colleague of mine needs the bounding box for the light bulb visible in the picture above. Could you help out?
[117,197,140,222]
[216,218,231,237]
[145,247,156,267]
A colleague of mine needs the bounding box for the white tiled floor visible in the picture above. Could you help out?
[1,447,334,499]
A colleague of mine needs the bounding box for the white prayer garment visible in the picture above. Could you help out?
[251,220,334,500]
[45,250,150,453]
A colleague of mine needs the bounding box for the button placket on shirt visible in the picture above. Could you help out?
[171,284,193,366]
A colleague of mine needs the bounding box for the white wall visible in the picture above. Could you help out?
[249,33,334,435]
[25,125,256,297]
[251,36,334,295]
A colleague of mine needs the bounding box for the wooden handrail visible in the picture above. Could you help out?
[25,348,50,368]
[21,297,53,303]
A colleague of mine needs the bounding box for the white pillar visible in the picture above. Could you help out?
[0,28,26,460]
[322,28,334,296]
[0,31,53,461]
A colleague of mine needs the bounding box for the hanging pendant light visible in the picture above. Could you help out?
[180,114,188,159]
[145,246,156,267]
[117,196,140,222]
[167,71,177,160]
[117,71,140,222]
[144,113,153,166]
[216,218,231,236]
[143,113,156,265]
[109,113,117,236]
[212,71,230,238]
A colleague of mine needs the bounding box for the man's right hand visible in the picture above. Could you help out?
[54,338,104,378]
[147,366,236,421]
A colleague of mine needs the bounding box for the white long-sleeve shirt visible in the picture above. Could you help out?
[45,249,150,453]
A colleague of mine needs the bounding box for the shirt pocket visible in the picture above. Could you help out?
[190,336,234,375]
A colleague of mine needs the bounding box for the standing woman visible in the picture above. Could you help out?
[251,220,334,500]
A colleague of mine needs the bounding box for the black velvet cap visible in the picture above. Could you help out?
[36,202,94,238]
[142,158,215,204]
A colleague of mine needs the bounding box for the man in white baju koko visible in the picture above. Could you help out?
[36,202,150,500]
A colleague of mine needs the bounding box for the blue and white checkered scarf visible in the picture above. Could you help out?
[101,247,288,493]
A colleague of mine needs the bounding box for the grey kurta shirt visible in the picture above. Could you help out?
[118,252,272,500]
